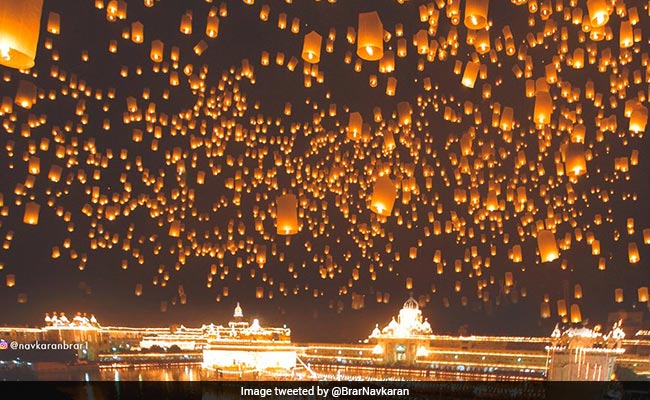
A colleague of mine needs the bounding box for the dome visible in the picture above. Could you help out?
[402,296,419,310]
[421,319,432,333]
[385,317,399,332]
[233,302,243,318]
[371,324,381,337]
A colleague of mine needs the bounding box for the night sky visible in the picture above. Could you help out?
[0,0,648,343]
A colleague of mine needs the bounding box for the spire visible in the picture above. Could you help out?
[234,302,243,318]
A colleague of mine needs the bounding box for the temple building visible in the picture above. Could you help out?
[201,303,296,373]
[368,297,432,365]
[546,321,626,381]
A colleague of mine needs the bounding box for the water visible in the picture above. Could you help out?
[36,365,217,381]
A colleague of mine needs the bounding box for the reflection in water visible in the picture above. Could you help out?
[36,365,210,382]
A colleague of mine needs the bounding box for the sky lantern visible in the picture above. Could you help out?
[15,80,37,109]
[150,39,164,62]
[619,20,633,48]
[347,112,362,140]
[357,11,383,61]
[564,142,586,177]
[537,229,558,263]
[628,242,639,264]
[615,289,623,303]
[586,0,609,28]
[464,0,489,30]
[131,21,144,43]
[574,284,583,299]
[276,194,298,235]
[533,89,553,125]
[169,220,181,237]
[629,104,648,133]
[557,299,567,317]
[23,202,40,225]
[47,12,61,35]
[206,14,219,38]
[461,61,480,88]
[370,176,396,217]
[638,287,649,303]
[397,101,412,127]
[475,28,490,54]
[302,31,322,64]
[540,302,550,319]
[570,304,581,323]
[0,0,44,69]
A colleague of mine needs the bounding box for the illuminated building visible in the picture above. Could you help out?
[368,296,432,364]
[546,322,625,381]
[1,302,649,381]
[201,303,296,373]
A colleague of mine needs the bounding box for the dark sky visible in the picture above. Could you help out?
[0,0,648,343]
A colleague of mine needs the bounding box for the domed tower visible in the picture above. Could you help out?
[229,302,249,329]
[397,296,424,335]
[233,302,244,321]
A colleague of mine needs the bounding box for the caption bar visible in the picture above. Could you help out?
[241,384,409,398]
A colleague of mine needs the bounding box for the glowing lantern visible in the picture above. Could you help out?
[533,90,553,125]
[180,12,192,34]
[386,77,397,96]
[397,101,412,127]
[276,194,298,235]
[256,286,264,299]
[486,189,498,211]
[629,104,647,133]
[357,11,383,61]
[347,112,362,140]
[628,242,639,264]
[47,12,60,35]
[638,287,649,303]
[135,284,143,296]
[620,20,633,48]
[464,0,489,30]
[409,247,417,259]
[370,176,397,216]
[475,29,490,54]
[587,0,609,28]
[6,274,15,287]
[406,277,413,289]
[379,50,394,73]
[615,288,623,303]
[537,229,558,262]
[169,220,181,237]
[150,40,164,62]
[302,31,322,63]
[23,202,40,225]
[574,284,582,299]
[505,272,513,286]
[570,304,581,323]
[565,143,586,176]
[15,80,37,109]
[131,21,144,43]
[540,302,550,318]
[28,156,40,175]
[0,0,44,69]
[461,61,480,88]
[206,15,219,38]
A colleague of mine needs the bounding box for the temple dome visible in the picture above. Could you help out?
[402,296,419,310]
[233,302,243,318]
